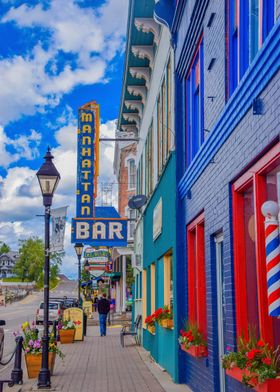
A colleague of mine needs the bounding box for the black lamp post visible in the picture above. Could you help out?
[74,243,84,307]
[36,148,60,389]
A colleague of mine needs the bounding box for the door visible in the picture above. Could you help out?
[215,233,226,392]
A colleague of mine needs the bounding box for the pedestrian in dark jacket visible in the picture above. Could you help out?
[97,293,110,336]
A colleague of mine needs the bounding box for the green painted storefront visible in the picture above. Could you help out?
[142,152,178,381]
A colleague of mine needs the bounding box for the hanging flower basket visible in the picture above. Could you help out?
[180,344,208,358]
[59,329,75,344]
[226,368,280,391]
[160,319,174,329]
[25,352,56,379]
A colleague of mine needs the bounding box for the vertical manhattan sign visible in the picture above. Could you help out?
[71,102,127,246]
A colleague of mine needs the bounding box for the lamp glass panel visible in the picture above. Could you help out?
[75,245,83,256]
[38,175,58,195]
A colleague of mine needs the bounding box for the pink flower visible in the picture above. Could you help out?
[28,340,34,346]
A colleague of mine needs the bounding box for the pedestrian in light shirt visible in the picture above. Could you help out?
[97,293,110,336]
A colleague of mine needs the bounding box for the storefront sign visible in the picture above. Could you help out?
[153,198,162,241]
[76,103,99,218]
[82,301,93,318]
[63,307,84,341]
[71,218,127,246]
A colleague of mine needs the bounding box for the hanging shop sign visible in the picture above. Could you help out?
[71,101,127,247]
[76,102,99,218]
[72,218,127,246]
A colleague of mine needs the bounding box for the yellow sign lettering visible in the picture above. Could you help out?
[82,136,91,145]
[81,206,91,216]
[81,113,93,122]
[82,160,91,168]
[82,147,91,156]
[82,125,92,134]
[82,194,91,203]
[82,182,90,191]
[82,170,91,180]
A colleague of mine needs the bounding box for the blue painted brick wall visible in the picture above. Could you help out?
[175,0,280,391]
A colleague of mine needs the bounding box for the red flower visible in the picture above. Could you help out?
[262,358,271,365]
[257,340,265,347]
[188,335,194,342]
[246,349,261,360]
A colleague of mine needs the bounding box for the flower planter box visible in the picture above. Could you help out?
[226,367,280,391]
[59,329,75,344]
[25,352,56,378]
[160,319,174,329]
[147,325,155,334]
[180,344,208,358]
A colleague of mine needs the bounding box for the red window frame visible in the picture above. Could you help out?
[232,142,280,345]
[187,212,207,335]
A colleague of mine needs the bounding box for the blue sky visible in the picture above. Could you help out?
[0,0,128,277]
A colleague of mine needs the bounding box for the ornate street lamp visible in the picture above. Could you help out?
[74,243,84,307]
[36,148,60,389]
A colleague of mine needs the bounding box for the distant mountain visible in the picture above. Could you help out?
[58,274,71,281]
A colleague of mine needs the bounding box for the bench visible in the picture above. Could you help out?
[120,315,142,347]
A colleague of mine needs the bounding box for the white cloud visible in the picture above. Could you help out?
[0,125,42,167]
[0,118,118,275]
[0,0,128,124]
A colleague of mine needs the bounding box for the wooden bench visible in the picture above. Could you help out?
[120,315,142,347]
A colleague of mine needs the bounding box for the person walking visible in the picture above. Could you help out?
[97,293,110,336]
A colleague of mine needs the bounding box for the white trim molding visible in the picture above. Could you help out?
[131,45,155,67]
[134,18,160,45]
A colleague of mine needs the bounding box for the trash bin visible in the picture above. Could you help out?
[83,312,87,336]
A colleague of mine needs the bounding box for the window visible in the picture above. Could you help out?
[164,253,173,311]
[233,142,280,346]
[167,58,172,153]
[187,213,207,335]
[156,57,173,177]
[186,38,204,167]
[151,263,156,313]
[157,96,162,176]
[142,269,147,327]
[227,0,276,97]
[145,123,154,196]
[128,159,136,190]
[127,208,136,240]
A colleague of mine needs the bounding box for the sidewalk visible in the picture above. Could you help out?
[5,326,191,392]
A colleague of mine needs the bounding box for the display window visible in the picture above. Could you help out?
[232,142,280,346]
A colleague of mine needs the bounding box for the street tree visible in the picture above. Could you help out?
[13,238,44,282]
[0,242,10,255]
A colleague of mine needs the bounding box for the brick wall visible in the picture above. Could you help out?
[118,143,137,217]
[175,1,280,391]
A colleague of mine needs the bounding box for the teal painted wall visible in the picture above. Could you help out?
[142,152,178,381]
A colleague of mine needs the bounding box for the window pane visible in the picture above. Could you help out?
[265,164,280,346]
[243,186,260,336]
[250,0,259,61]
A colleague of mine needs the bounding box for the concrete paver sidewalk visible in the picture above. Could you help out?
[4,325,190,392]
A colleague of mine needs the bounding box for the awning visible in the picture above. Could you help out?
[112,247,134,261]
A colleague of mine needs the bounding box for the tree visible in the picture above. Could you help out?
[13,238,44,282]
[0,242,10,255]
[13,237,63,284]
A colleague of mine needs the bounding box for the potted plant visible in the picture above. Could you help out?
[153,306,174,329]
[222,331,280,391]
[178,322,208,357]
[145,315,155,334]
[160,305,173,328]
[58,320,76,344]
[21,322,64,379]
